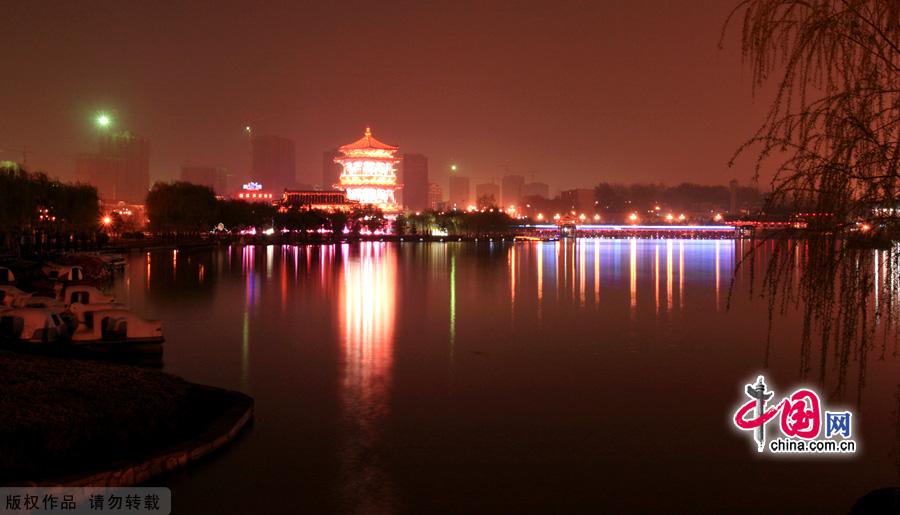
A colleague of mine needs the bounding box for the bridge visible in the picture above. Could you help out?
[518,223,738,238]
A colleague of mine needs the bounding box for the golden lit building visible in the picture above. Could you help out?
[334,127,401,212]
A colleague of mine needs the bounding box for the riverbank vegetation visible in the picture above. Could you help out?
[0,163,101,255]
[395,210,516,238]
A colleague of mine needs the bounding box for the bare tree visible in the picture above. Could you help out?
[723,1,899,401]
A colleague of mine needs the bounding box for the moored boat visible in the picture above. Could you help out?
[67,304,164,354]
[0,307,68,344]
[58,285,116,307]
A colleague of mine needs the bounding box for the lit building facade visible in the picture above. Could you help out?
[334,127,401,212]
[234,181,276,202]
[428,182,443,210]
[281,189,353,211]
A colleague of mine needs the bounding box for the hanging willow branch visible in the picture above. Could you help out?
[722,0,899,400]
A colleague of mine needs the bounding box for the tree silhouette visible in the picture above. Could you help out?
[724,0,899,398]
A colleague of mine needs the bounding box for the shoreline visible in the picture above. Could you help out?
[37,385,253,488]
[0,353,253,488]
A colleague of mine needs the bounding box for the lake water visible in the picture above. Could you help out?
[111,240,899,513]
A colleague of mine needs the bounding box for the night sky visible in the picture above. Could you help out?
[2,1,771,193]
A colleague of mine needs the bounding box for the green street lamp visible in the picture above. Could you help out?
[95,113,112,129]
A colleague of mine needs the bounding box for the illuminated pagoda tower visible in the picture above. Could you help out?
[334,127,401,212]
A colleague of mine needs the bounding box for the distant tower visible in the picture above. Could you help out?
[428,182,443,210]
[401,153,429,212]
[334,127,401,212]
[501,175,525,207]
[91,131,150,204]
[448,175,470,209]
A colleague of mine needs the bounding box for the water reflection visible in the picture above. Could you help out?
[498,239,738,315]
[137,240,898,512]
[337,243,397,512]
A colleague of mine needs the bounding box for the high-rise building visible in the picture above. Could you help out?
[181,166,228,195]
[76,131,149,202]
[401,153,429,212]
[475,183,500,208]
[322,149,342,191]
[252,135,295,192]
[522,182,550,199]
[501,175,525,207]
[448,175,470,208]
[428,183,443,210]
[100,131,150,203]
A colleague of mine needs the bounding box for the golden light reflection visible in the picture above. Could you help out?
[450,254,456,356]
[629,238,637,313]
[679,241,685,310]
[655,244,660,315]
[509,244,516,309]
[715,240,721,311]
[241,245,255,390]
[338,243,397,511]
[537,243,543,317]
[666,240,673,312]
[570,240,577,302]
[579,241,586,307]
[280,249,288,310]
[593,239,600,305]
[555,240,561,302]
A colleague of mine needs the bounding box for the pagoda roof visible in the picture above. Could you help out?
[338,127,398,152]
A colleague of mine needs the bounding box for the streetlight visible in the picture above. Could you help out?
[95,113,112,129]
[450,164,458,172]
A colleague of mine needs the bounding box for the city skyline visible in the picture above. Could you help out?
[2,1,771,194]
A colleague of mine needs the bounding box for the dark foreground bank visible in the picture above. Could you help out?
[0,352,252,485]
